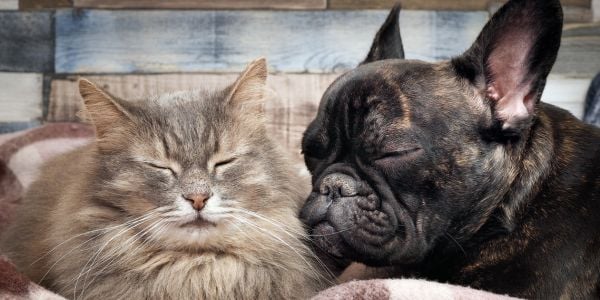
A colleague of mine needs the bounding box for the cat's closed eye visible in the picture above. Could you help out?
[214,157,237,171]
[144,162,177,176]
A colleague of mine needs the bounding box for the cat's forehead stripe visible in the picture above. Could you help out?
[154,90,198,106]
[161,135,172,158]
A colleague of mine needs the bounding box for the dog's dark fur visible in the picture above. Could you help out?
[300,0,600,298]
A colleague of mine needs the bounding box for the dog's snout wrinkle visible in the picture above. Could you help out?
[300,193,330,225]
[320,173,359,198]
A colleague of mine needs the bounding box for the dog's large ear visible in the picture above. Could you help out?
[452,0,563,131]
[362,4,404,64]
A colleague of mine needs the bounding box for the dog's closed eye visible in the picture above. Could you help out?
[374,147,423,167]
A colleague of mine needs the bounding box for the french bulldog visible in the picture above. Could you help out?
[300,0,600,298]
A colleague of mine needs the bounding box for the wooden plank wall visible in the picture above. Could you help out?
[0,73,42,122]
[47,74,339,161]
[0,0,18,9]
[54,10,487,73]
[0,0,598,143]
[329,0,489,10]
[45,74,591,141]
[555,23,600,77]
[489,1,593,23]
[52,9,600,76]
[0,11,54,72]
[59,0,592,12]
[73,0,327,9]
[18,0,71,9]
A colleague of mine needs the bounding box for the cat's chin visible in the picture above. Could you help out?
[180,217,216,228]
[154,218,230,251]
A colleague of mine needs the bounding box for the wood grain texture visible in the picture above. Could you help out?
[329,0,589,10]
[74,0,325,9]
[0,121,40,134]
[553,24,600,77]
[0,0,18,10]
[48,73,339,161]
[542,76,592,118]
[0,73,43,122]
[565,0,592,6]
[563,22,600,37]
[0,11,53,72]
[19,0,71,9]
[329,0,488,10]
[488,1,592,22]
[488,0,590,8]
[54,9,487,73]
[47,73,589,161]
[561,5,593,22]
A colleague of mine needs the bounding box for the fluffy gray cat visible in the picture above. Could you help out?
[1,58,329,299]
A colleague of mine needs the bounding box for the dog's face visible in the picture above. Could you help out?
[300,0,563,266]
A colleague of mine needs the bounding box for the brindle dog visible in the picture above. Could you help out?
[300,0,600,298]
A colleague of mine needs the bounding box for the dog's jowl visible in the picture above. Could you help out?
[300,0,600,298]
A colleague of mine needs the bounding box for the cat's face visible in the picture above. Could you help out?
[80,59,306,251]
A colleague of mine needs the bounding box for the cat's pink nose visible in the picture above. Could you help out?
[183,193,211,211]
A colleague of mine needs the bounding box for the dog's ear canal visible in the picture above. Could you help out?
[361,3,404,64]
[452,0,563,131]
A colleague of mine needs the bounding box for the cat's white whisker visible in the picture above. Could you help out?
[80,219,167,296]
[229,208,336,280]
[81,218,163,279]
[308,226,356,237]
[226,219,291,271]
[73,212,159,300]
[230,215,329,283]
[30,210,161,268]
[229,207,305,236]
[37,210,162,286]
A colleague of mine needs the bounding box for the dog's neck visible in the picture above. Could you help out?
[495,112,555,232]
[451,111,555,241]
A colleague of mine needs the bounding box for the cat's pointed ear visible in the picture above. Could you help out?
[227,58,268,114]
[78,78,132,140]
[362,3,404,64]
[452,0,563,131]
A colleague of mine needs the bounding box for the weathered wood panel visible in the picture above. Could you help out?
[48,73,339,161]
[542,76,592,118]
[560,5,593,22]
[553,34,600,77]
[0,12,53,72]
[488,1,592,23]
[563,22,600,37]
[330,0,589,10]
[0,121,40,134]
[0,73,43,122]
[488,0,591,8]
[19,0,71,9]
[55,9,487,73]
[74,0,325,9]
[329,0,488,10]
[0,0,18,10]
[565,0,591,6]
[47,73,590,160]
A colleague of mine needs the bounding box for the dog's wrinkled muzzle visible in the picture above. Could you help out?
[301,172,409,264]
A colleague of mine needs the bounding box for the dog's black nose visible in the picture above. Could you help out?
[319,173,358,198]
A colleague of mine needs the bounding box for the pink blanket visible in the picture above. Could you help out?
[0,123,517,299]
